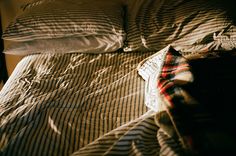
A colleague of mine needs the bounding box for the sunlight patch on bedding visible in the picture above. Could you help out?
[0,133,8,151]
[141,35,147,48]
[48,116,61,135]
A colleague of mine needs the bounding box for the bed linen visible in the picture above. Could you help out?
[124,0,236,58]
[1,50,236,156]
[2,0,125,41]
[2,0,126,55]
[1,0,236,155]
[0,51,185,156]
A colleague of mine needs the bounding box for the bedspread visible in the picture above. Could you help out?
[0,52,184,156]
[2,49,235,155]
[0,52,147,155]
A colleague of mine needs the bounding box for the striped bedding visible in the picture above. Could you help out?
[0,52,183,156]
[124,0,236,58]
[2,0,125,41]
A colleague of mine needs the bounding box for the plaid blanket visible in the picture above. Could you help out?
[139,46,236,155]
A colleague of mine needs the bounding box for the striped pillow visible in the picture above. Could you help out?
[2,0,125,42]
[124,0,236,58]
[4,35,124,55]
[20,0,56,11]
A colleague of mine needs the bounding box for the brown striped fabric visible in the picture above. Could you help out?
[2,0,125,42]
[124,0,236,58]
[0,52,186,155]
[20,0,56,10]
[0,52,182,156]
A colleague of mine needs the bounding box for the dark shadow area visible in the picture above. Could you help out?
[183,55,236,155]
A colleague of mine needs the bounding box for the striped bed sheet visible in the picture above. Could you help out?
[0,52,182,156]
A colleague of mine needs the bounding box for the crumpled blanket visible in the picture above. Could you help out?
[138,45,236,155]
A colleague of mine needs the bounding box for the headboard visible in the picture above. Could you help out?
[1,0,25,76]
[0,14,8,83]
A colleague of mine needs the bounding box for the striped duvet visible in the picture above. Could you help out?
[0,52,182,156]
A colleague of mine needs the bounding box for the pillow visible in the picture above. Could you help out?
[4,35,123,55]
[124,0,236,58]
[2,0,125,54]
[20,0,56,11]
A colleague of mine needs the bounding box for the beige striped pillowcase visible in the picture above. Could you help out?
[2,0,125,42]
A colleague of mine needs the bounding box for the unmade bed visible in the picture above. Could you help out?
[0,0,236,155]
[0,52,162,155]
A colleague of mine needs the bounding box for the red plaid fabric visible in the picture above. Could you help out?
[156,47,236,155]
[156,47,196,152]
[157,47,192,108]
[139,46,236,155]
